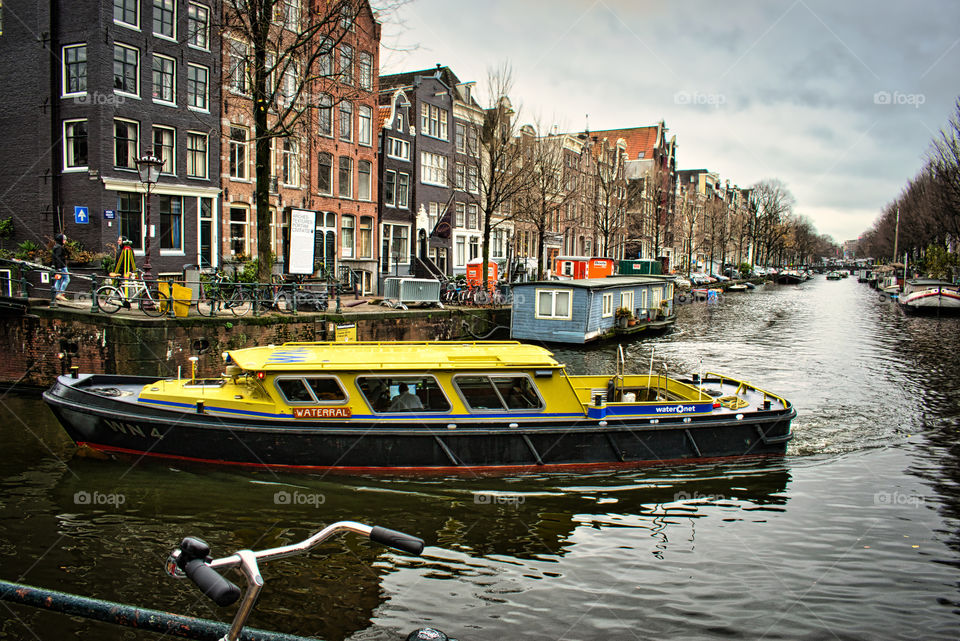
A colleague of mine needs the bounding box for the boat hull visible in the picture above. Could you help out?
[900,290,960,314]
[44,375,795,472]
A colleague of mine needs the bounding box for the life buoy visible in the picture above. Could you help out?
[677,293,688,303]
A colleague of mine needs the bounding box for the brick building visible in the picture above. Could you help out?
[0,0,222,277]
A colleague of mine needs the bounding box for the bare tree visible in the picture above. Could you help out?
[584,138,626,258]
[750,179,795,266]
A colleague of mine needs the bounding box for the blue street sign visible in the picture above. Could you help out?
[103,209,116,220]
[74,206,89,224]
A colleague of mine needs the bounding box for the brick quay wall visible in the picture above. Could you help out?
[0,304,511,388]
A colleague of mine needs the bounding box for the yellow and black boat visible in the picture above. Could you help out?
[43,341,795,472]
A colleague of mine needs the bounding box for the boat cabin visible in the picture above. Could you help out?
[509,276,675,344]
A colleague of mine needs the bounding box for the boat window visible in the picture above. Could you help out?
[357,376,450,413]
[454,375,543,412]
[277,378,314,403]
[306,377,346,402]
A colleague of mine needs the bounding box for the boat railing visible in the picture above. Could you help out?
[704,372,789,409]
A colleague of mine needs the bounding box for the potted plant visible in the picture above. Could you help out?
[615,306,632,328]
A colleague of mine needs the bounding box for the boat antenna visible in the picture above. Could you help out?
[648,346,655,398]
[698,357,703,401]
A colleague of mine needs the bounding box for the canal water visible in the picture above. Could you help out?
[2,277,960,640]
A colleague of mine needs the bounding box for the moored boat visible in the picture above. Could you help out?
[774,270,804,285]
[899,279,960,314]
[826,271,841,280]
[43,341,795,472]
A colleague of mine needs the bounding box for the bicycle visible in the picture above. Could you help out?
[95,270,169,317]
[196,270,254,317]
[166,521,430,641]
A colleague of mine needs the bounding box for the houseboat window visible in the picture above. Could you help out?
[357,376,450,413]
[454,375,543,412]
[275,376,346,404]
[535,289,572,320]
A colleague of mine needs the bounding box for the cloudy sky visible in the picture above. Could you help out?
[378,0,960,243]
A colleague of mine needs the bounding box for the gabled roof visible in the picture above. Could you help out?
[587,126,661,161]
[379,65,462,93]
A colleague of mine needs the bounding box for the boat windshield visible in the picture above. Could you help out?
[275,376,347,404]
[356,376,450,413]
[454,375,543,411]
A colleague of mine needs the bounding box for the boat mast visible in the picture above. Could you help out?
[892,207,900,267]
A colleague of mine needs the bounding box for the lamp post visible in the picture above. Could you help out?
[135,153,163,279]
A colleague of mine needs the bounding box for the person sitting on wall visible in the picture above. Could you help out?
[388,383,423,411]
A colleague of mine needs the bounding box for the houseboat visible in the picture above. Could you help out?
[899,279,960,314]
[510,276,675,344]
[43,341,795,472]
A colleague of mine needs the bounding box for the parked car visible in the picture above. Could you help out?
[672,275,692,289]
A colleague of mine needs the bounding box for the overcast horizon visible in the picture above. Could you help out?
[378,0,960,244]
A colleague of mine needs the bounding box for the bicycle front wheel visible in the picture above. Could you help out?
[140,284,169,317]
[196,290,217,317]
[227,288,252,316]
[96,286,123,314]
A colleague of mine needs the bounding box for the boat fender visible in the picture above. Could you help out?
[176,537,241,607]
[677,293,687,303]
[606,377,617,403]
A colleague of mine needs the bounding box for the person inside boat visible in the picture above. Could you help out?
[389,383,423,411]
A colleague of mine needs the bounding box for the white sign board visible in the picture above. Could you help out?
[287,209,316,275]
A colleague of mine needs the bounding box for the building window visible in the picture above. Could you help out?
[420,151,447,186]
[152,54,176,104]
[152,126,175,174]
[387,137,409,160]
[339,100,352,141]
[455,236,465,267]
[455,202,465,228]
[455,122,465,153]
[420,103,448,140]
[153,0,176,39]
[341,215,354,258]
[229,206,250,257]
[384,171,396,206]
[114,0,138,28]
[358,51,372,91]
[113,44,139,96]
[187,64,209,111]
[118,192,143,251]
[492,229,505,259]
[278,0,300,30]
[468,125,479,157]
[229,126,248,180]
[317,93,333,136]
[186,132,208,178]
[159,195,183,252]
[317,152,333,194]
[271,207,289,256]
[396,172,409,208]
[469,236,479,261]
[114,119,138,169]
[468,165,478,193]
[188,3,209,49]
[318,36,333,76]
[535,289,573,320]
[358,105,372,145]
[282,138,299,187]
[338,156,352,198]
[358,160,371,201]
[228,40,249,94]
[62,44,86,96]
[467,204,479,230]
[359,216,373,259]
[455,162,465,190]
[279,65,298,108]
[63,120,88,170]
[602,293,614,317]
[340,44,353,85]
[199,197,214,267]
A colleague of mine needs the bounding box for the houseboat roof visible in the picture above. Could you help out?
[225,341,562,372]
[515,276,672,290]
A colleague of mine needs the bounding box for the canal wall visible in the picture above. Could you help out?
[0,303,510,388]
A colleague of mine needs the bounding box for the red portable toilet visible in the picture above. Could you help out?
[466,259,497,288]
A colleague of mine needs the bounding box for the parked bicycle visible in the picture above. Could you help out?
[95,270,169,317]
[194,270,254,317]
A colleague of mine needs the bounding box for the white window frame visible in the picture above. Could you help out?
[281,138,299,188]
[535,289,573,320]
[339,100,353,141]
[317,93,333,136]
[113,0,139,30]
[358,215,373,259]
[186,131,208,179]
[358,160,372,201]
[341,214,355,258]
[113,43,140,98]
[187,3,210,50]
[61,44,87,98]
[229,205,251,258]
[396,172,409,209]
[387,137,410,160]
[158,194,185,255]
[113,118,140,170]
[420,151,447,186]
[152,125,176,175]
[152,0,177,41]
[317,152,333,195]
[187,63,210,112]
[229,125,250,181]
[358,105,372,146]
[601,292,614,318]
[338,156,353,198]
[619,290,635,314]
[227,39,249,95]
[383,170,396,207]
[62,119,88,172]
[152,53,177,106]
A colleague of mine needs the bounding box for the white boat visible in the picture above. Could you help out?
[899,279,960,314]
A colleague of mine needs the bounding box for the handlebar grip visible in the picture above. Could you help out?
[182,558,241,607]
[370,526,425,555]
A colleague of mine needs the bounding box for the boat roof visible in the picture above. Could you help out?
[225,341,562,372]
[514,276,671,290]
[906,278,957,286]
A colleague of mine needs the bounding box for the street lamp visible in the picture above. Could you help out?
[135,153,163,279]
